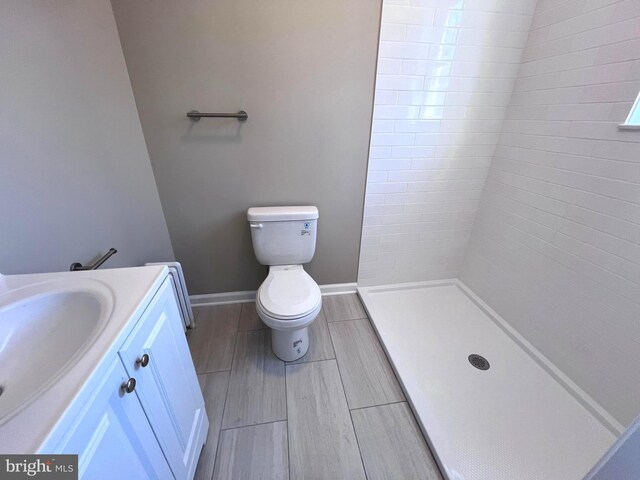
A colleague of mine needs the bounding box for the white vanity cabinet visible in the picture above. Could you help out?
[119,278,208,479]
[57,358,174,479]
[44,275,208,480]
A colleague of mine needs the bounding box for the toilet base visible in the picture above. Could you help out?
[271,326,309,362]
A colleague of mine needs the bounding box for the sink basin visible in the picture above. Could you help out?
[0,279,114,422]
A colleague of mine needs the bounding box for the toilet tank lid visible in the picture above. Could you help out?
[247,206,319,222]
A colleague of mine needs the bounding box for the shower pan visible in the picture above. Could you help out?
[358,280,618,479]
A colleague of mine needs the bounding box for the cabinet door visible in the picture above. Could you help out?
[58,358,173,480]
[119,277,208,480]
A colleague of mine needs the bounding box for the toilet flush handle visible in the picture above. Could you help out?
[250,223,263,229]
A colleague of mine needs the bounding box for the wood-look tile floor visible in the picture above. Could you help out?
[188,295,442,480]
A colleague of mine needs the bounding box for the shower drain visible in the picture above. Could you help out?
[468,354,490,371]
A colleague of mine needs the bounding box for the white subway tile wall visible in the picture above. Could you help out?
[461,0,640,426]
[358,0,537,285]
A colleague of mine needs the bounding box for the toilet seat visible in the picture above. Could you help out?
[257,265,321,320]
[256,298,321,332]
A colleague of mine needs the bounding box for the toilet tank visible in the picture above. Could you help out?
[247,206,319,266]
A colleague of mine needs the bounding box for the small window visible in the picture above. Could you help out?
[619,92,640,130]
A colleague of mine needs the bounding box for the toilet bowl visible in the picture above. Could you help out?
[255,265,321,361]
[247,206,321,361]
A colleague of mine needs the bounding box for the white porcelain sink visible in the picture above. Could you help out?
[0,279,114,422]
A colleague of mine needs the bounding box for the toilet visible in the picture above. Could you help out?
[247,206,321,361]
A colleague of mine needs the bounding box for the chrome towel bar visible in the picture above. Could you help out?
[187,110,248,122]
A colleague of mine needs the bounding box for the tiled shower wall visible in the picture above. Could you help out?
[461,0,640,426]
[358,0,538,285]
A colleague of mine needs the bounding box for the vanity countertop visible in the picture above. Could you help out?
[0,266,168,453]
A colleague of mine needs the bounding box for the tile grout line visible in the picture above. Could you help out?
[349,408,369,480]
[219,418,288,433]
[238,302,268,333]
[195,370,231,480]
[197,368,231,375]
[286,355,337,368]
[208,371,231,480]
[326,324,368,478]
[325,316,370,324]
[284,344,292,480]
[349,400,408,413]
[287,357,339,366]
[326,313,373,409]
[286,356,336,366]
[210,306,242,479]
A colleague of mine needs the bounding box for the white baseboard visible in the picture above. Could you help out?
[190,282,358,307]
[319,282,358,296]
[190,290,256,306]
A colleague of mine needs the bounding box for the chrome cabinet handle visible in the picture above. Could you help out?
[136,354,150,368]
[122,378,136,394]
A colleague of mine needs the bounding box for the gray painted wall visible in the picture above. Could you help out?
[111,0,381,294]
[0,1,174,275]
